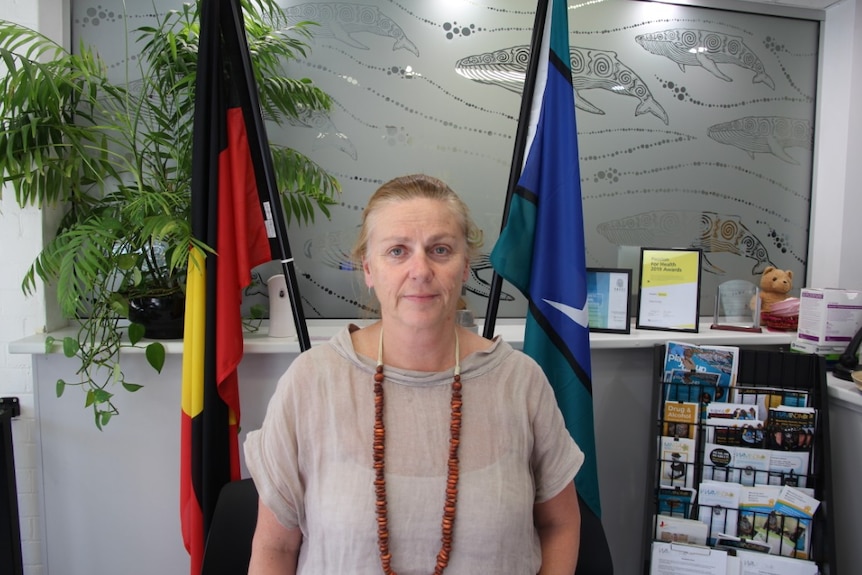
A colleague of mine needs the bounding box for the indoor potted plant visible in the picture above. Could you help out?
[0,0,340,428]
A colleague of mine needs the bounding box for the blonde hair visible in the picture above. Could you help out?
[350,174,484,264]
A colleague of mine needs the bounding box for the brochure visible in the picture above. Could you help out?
[697,480,742,544]
[766,406,816,452]
[657,485,697,518]
[734,549,818,575]
[769,486,821,560]
[659,436,697,488]
[767,451,810,488]
[662,401,699,440]
[737,485,782,541]
[732,385,810,421]
[715,533,772,555]
[732,447,772,486]
[702,443,735,483]
[650,541,728,575]
[664,341,740,388]
[701,444,770,486]
[710,421,766,448]
[655,514,709,546]
[663,341,739,407]
[705,402,759,421]
[666,370,726,405]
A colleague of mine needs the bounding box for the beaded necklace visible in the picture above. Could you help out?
[373,328,462,575]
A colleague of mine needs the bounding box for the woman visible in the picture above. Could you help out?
[244,174,583,574]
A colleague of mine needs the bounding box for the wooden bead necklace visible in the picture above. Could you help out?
[373,328,462,575]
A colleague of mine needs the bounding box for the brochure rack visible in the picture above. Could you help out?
[641,346,837,574]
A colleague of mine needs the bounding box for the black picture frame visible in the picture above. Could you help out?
[586,267,632,334]
[636,248,703,333]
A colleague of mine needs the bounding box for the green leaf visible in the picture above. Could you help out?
[92,388,113,403]
[55,378,66,398]
[45,335,55,354]
[145,342,166,372]
[62,336,79,357]
[100,411,112,427]
[122,382,144,392]
[249,304,266,319]
[128,322,146,345]
[85,390,94,407]
[116,253,137,270]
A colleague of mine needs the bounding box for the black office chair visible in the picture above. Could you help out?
[575,494,614,575]
[199,479,613,575]
[200,478,259,575]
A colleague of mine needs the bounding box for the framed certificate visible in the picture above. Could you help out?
[586,267,632,334]
[636,248,703,332]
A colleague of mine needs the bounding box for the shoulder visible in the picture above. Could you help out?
[464,336,548,388]
[284,325,369,377]
[457,327,494,356]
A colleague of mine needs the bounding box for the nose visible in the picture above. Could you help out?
[409,252,433,280]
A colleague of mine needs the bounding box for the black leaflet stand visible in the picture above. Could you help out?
[641,347,838,575]
[0,397,23,575]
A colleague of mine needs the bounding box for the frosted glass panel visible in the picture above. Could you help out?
[72,0,818,319]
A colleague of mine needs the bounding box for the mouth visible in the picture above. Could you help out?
[403,294,439,303]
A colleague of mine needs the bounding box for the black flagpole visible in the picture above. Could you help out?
[482,0,550,340]
[223,0,311,351]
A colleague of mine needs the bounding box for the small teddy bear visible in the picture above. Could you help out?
[752,266,794,313]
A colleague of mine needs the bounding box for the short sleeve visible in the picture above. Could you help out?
[243,352,314,530]
[528,366,585,503]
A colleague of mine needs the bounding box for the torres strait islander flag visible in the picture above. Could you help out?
[489,0,601,519]
[181,0,273,572]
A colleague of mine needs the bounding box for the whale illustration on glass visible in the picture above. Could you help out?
[597,210,774,275]
[282,2,419,56]
[635,28,775,89]
[707,116,812,165]
[455,44,668,124]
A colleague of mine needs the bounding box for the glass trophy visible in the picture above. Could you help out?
[711,279,762,332]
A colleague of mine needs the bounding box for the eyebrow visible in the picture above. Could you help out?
[377,232,459,245]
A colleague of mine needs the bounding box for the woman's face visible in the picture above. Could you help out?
[362,197,469,331]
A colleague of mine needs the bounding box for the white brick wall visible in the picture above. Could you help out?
[0,199,45,575]
[0,2,64,573]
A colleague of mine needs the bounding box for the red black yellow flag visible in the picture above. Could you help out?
[181,0,273,572]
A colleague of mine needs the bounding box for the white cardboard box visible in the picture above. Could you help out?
[790,339,846,356]
[795,288,862,348]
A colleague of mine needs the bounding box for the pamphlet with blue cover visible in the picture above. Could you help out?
[664,341,740,405]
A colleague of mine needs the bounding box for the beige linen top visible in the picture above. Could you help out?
[244,325,584,575]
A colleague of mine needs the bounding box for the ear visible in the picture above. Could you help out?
[363,257,373,289]
[763,266,775,275]
[786,270,793,280]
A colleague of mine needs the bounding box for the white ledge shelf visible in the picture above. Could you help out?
[8,317,797,356]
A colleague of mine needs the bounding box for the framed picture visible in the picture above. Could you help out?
[586,267,632,334]
[636,248,703,332]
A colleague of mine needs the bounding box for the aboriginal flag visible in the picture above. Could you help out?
[180,0,274,572]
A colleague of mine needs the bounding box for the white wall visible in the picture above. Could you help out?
[0,1,68,573]
[809,0,862,289]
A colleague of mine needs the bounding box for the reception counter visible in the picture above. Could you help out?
[13,320,857,575]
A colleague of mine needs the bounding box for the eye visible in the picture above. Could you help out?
[387,246,405,257]
[432,245,451,256]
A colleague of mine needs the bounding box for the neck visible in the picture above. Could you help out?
[376,321,460,371]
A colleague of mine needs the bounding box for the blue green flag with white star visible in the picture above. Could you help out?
[489,0,600,518]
